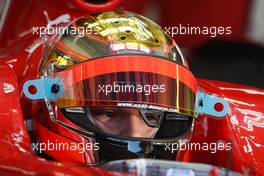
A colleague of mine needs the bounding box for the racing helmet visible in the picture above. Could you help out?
[35,10,198,165]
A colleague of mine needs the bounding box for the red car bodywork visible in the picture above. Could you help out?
[0,0,263,175]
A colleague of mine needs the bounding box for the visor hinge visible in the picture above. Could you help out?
[196,91,230,118]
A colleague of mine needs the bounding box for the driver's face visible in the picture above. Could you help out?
[89,107,158,138]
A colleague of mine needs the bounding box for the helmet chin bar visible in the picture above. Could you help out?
[56,118,179,165]
[43,101,180,165]
[41,98,178,165]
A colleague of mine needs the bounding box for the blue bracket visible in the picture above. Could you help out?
[196,91,229,118]
[23,78,64,100]
[127,141,142,154]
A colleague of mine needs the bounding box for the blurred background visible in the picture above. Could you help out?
[0,0,263,89]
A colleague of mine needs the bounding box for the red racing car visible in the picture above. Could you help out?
[0,0,263,175]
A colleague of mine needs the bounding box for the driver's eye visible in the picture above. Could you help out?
[145,113,161,122]
[104,111,115,118]
[94,110,116,119]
